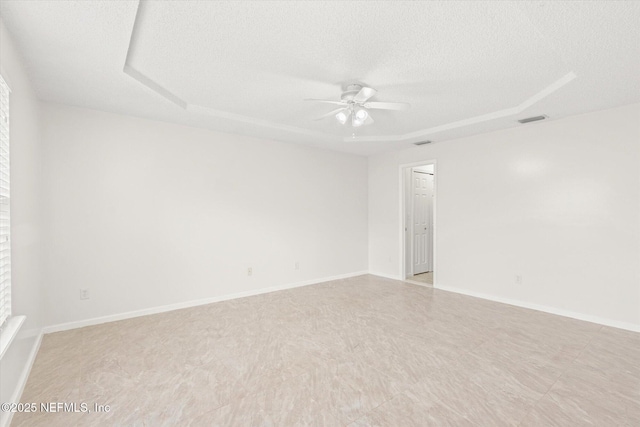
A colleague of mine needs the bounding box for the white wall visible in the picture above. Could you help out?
[40,104,368,327]
[369,104,640,330]
[0,19,43,420]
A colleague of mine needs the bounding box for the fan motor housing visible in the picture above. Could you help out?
[341,84,364,102]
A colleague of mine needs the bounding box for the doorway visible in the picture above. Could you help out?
[401,161,436,286]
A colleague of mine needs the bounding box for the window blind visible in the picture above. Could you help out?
[0,75,10,329]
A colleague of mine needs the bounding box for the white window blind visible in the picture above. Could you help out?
[0,75,10,329]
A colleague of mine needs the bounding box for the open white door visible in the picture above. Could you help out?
[412,170,433,274]
[425,173,433,272]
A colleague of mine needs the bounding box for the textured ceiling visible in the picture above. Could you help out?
[1,1,639,155]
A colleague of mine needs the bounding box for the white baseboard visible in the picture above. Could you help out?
[42,271,369,334]
[434,283,640,333]
[0,330,43,427]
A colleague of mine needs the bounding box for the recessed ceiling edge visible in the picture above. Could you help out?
[123,0,577,144]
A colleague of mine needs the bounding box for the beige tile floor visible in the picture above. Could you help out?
[411,272,433,285]
[12,274,640,426]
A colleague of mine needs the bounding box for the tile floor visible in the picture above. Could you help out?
[12,274,640,426]
[411,272,433,285]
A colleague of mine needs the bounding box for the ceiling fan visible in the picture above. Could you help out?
[306,84,410,127]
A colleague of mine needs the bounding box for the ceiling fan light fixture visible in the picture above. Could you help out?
[355,108,368,121]
[335,110,349,124]
[309,84,409,127]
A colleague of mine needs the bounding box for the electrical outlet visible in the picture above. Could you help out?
[247,267,252,276]
[294,261,300,270]
[80,289,90,300]
[515,275,522,285]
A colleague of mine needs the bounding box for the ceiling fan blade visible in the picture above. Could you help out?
[314,107,347,120]
[353,87,377,103]
[363,101,411,111]
[305,98,345,106]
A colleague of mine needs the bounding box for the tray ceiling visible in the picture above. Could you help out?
[1,1,639,155]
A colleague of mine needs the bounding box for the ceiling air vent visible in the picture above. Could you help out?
[518,115,548,124]
[413,140,432,146]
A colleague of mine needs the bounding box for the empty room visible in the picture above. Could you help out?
[0,1,639,426]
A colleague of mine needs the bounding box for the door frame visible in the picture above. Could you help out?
[399,160,437,285]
